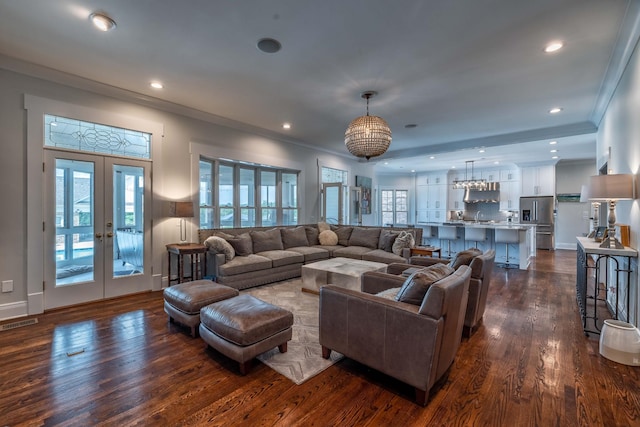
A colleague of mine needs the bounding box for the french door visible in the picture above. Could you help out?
[43,150,151,309]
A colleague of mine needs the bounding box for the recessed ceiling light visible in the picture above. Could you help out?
[552,156,559,159]
[550,149,558,153]
[150,81,163,89]
[549,107,563,114]
[257,38,282,53]
[90,13,116,32]
[282,123,291,129]
[411,169,416,173]
[451,166,456,169]
[494,161,500,165]
[384,161,389,165]
[479,149,485,153]
[544,41,564,53]
[549,140,557,145]
[429,156,435,160]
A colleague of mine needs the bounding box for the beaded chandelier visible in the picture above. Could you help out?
[344,91,392,160]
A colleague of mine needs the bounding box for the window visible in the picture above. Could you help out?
[381,189,408,225]
[44,114,151,159]
[199,158,299,228]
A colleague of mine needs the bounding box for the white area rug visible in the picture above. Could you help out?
[244,279,343,385]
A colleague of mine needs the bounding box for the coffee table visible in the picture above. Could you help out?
[301,257,388,294]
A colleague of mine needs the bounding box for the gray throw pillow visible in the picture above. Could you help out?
[305,226,320,246]
[226,233,253,256]
[448,248,482,269]
[395,263,454,305]
[349,227,381,249]
[378,230,400,251]
[204,236,235,261]
[251,228,284,253]
[331,226,353,246]
[281,226,309,249]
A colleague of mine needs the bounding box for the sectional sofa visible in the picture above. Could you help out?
[197,225,422,290]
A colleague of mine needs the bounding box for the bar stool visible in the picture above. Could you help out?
[465,227,486,249]
[494,228,519,268]
[438,225,458,258]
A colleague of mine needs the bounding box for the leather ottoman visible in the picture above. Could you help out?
[199,294,293,374]
[163,280,239,337]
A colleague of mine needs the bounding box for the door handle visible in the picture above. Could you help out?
[95,232,103,239]
[106,232,114,238]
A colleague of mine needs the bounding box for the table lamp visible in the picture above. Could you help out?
[579,184,599,238]
[169,201,194,244]
[588,174,635,248]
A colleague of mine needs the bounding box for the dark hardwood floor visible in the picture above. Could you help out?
[1,250,639,426]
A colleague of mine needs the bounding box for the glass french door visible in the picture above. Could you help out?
[44,150,151,309]
[322,183,344,224]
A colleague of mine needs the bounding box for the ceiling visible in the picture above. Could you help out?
[1,0,638,173]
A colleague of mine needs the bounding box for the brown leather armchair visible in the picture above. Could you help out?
[319,265,471,406]
[390,249,495,336]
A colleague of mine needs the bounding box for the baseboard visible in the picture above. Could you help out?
[0,301,28,322]
[555,243,578,250]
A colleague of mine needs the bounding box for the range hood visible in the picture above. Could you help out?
[463,182,500,203]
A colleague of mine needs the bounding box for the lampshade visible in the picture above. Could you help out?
[168,201,194,218]
[579,184,590,202]
[344,91,392,160]
[588,174,635,201]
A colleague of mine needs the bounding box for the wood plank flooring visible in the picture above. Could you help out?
[1,250,639,426]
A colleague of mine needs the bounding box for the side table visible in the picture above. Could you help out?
[410,246,442,258]
[167,243,207,285]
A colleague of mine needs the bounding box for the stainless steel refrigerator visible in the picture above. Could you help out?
[520,196,555,250]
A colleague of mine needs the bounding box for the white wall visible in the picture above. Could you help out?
[555,160,596,249]
[0,65,373,319]
[597,36,640,326]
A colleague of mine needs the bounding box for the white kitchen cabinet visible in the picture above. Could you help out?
[500,168,520,182]
[427,182,447,210]
[448,186,464,210]
[425,172,447,185]
[481,168,499,182]
[521,165,555,196]
[499,180,520,211]
[416,184,428,211]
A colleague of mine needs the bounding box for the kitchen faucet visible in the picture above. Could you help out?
[475,211,481,222]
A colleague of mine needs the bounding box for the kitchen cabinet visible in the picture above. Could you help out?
[499,180,520,211]
[521,165,555,196]
[481,168,500,182]
[500,168,520,182]
[448,186,464,210]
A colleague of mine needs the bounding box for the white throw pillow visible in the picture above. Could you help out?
[318,229,338,245]
[392,231,415,255]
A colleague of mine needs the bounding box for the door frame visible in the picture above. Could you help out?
[25,94,164,316]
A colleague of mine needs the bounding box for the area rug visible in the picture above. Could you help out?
[244,278,343,385]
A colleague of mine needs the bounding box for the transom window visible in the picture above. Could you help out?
[44,114,151,159]
[199,158,299,228]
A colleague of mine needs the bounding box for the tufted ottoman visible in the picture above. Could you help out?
[163,280,239,338]
[199,294,294,374]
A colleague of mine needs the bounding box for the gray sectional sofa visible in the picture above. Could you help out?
[198,225,422,290]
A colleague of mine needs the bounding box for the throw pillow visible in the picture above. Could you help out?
[305,226,320,246]
[204,236,235,261]
[331,226,353,246]
[226,233,253,256]
[392,230,416,255]
[378,230,400,252]
[376,287,401,301]
[395,263,454,305]
[317,221,330,233]
[448,248,482,269]
[281,226,309,249]
[348,227,381,249]
[251,228,284,253]
[318,229,338,246]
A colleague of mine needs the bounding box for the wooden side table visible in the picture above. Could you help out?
[410,246,442,258]
[166,243,207,285]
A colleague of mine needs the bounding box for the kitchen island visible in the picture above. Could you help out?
[416,221,536,270]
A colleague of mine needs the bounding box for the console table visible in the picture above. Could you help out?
[166,243,207,285]
[576,236,637,335]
